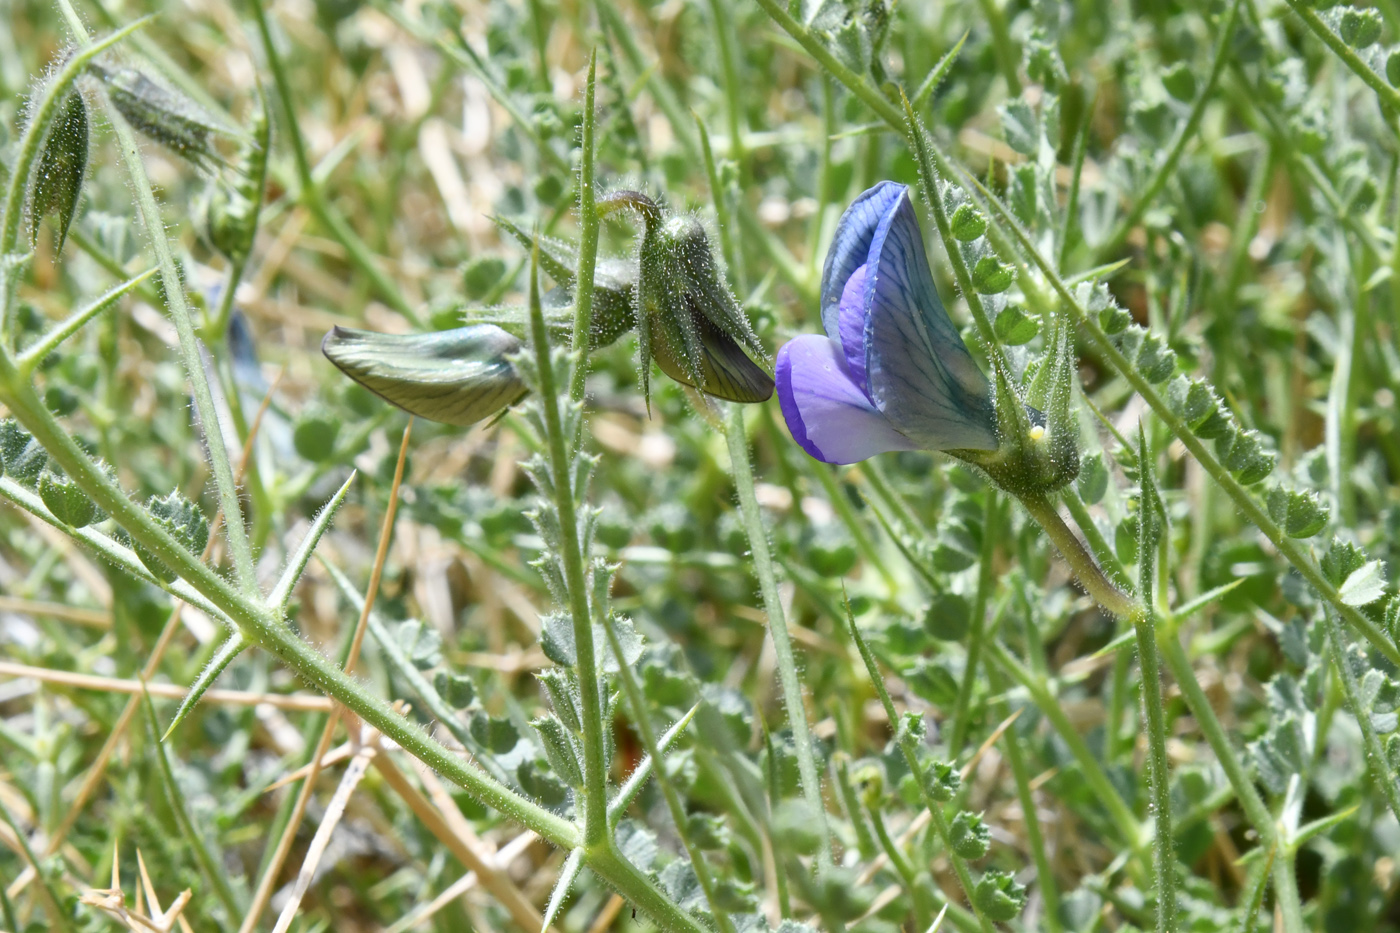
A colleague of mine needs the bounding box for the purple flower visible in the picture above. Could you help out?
[776,182,997,465]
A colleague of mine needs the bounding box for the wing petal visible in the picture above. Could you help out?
[776,335,916,464]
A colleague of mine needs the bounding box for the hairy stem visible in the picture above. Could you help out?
[723,404,836,878]
[526,246,610,845]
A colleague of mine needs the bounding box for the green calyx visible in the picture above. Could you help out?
[612,191,774,408]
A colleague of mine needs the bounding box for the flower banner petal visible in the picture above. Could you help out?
[862,190,997,450]
[818,181,905,341]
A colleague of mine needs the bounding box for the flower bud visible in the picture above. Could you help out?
[91,61,228,170]
[322,325,527,428]
[622,192,773,406]
[31,90,89,249]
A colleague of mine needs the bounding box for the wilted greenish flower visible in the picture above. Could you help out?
[608,190,773,406]
[322,324,528,428]
[90,61,229,170]
[199,100,268,263]
[324,259,638,428]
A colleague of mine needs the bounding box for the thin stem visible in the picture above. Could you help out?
[846,606,996,933]
[18,268,155,374]
[527,241,610,845]
[985,638,1142,845]
[1019,493,1137,618]
[568,52,599,403]
[604,616,736,933]
[249,0,417,323]
[949,493,999,751]
[1094,0,1241,260]
[0,17,152,337]
[1321,606,1400,826]
[0,362,577,847]
[723,404,836,877]
[987,666,1062,932]
[975,0,1021,96]
[967,171,1400,668]
[707,0,746,170]
[96,59,259,598]
[1282,0,1400,114]
[1157,636,1272,832]
[1059,487,1129,588]
[1134,448,1176,933]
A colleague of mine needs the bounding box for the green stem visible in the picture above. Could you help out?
[249,0,418,323]
[0,17,152,337]
[526,245,610,845]
[846,607,997,933]
[1134,461,1176,933]
[810,462,893,592]
[864,797,934,931]
[969,169,1400,668]
[1272,852,1306,933]
[723,404,836,876]
[1321,606,1400,826]
[985,638,1142,845]
[1156,634,1285,825]
[976,0,1021,96]
[97,57,259,598]
[569,53,600,403]
[949,493,999,751]
[707,0,746,169]
[1019,493,1137,618]
[0,361,578,849]
[604,616,736,933]
[1060,487,1130,588]
[987,666,1062,932]
[17,268,155,375]
[1094,0,1241,260]
[1282,0,1400,114]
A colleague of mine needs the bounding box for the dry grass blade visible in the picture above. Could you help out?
[374,751,548,931]
[0,596,109,628]
[269,743,377,933]
[0,660,334,711]
[382,823,539,933]
[238,419,411,933]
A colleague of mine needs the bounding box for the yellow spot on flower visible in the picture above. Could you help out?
[1029,425,1046,441]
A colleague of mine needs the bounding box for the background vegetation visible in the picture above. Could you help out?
[1,0,1399,931]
